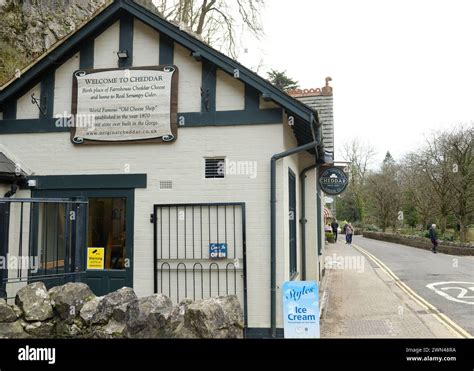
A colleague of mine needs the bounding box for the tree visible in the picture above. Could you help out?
[418,133,455,234]
[439,124,474,241]
[341,139,377,223]
[400,153,433,229]
[365,159,402,232]
[266,69,299,91]
[150,0,265,58]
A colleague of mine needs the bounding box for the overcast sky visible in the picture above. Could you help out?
[239,0,474,164]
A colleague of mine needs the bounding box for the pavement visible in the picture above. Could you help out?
[320,238,462,338]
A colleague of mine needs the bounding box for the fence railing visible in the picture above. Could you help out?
[0,197,88,300]
[152,203,247,326]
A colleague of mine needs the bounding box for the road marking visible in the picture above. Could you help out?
[426,282,474,305]
[351,243,472,339]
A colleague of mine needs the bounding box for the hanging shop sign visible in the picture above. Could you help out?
[318,167,349,195]
[282,281,320,338]
[87,247,105,270]
[71,66,178,144]
[209,243,228,259]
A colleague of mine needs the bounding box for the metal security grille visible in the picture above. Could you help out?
[0,198,87,300]
[152,203,247,326]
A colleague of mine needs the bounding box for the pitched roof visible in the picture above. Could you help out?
[0,0,323,153]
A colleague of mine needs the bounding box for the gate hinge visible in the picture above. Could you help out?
[150,214,155,223]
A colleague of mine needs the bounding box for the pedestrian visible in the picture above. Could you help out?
[429,224,438,254]
[346,223,354,245]
[331,219,339,242]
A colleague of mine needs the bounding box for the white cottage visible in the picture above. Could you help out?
[0,0,329,337]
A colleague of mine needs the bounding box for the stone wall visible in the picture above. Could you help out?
[0,282,244,339]
[362,232,474,256]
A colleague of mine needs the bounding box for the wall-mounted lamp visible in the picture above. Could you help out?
[117,50,129,60]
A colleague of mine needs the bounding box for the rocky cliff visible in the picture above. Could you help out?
[0,0,108,84]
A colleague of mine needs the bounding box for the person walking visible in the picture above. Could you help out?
[331,220,339,242]
[346,223,354,245]
[429,224,438,254]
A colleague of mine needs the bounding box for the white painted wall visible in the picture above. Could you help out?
[0,122,291,328]
[16,84,41,120]
[133,19,160,66]
[94,21,120,69]
[54,53,80,116]
[174,43,201,113]
[216,69,245,111]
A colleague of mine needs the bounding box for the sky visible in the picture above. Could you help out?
[238,0,474,164]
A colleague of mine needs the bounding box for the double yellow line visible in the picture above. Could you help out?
[352,243,472,339]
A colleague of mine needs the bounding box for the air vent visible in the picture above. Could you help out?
[159,180,173,190]
[205,158,225,179]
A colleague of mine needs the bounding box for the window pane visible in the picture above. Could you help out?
[38,203,66,270]
[88,198,126,270]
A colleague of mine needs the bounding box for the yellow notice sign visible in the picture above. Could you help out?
[87,247,105,270]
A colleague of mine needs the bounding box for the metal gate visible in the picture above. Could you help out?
[152,203,247,326]
[0,198,88,299]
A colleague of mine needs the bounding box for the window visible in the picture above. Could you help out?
[205,158,225,179]
[37,203,67,271]
[88,198,126,270]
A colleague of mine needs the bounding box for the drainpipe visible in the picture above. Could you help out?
[299,161,318,281]
[270,140,319,338]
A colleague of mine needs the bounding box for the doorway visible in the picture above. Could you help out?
[32,189,134,296]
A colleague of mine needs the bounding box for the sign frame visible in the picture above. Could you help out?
[70,65,179,145]
[318,166,349,195]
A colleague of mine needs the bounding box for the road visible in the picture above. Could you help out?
[352,236,474,336]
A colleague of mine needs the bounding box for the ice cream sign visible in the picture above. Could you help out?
[282,281,320,338]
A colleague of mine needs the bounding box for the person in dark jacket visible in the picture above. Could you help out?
[331,220,339,242]
[429,224,438,253]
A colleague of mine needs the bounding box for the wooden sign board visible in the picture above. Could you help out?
[71,66,178,145]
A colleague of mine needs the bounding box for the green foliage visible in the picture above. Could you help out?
[402,194,419,228]
[335,190,362,222]
[325,232,335,243]
[267,69,299,91]
[0,40,24,86]
[364,224,381,232]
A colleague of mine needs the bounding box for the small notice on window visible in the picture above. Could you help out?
[87,247,105,270]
